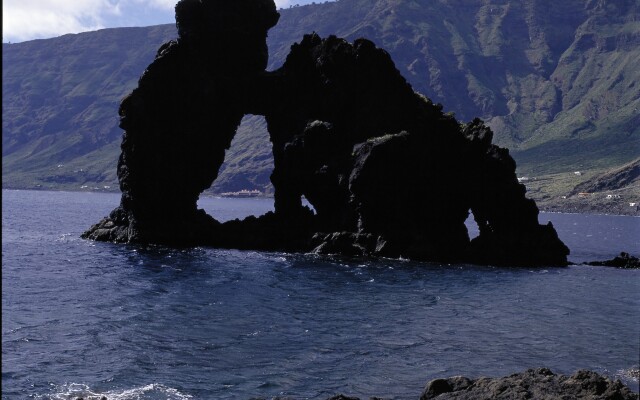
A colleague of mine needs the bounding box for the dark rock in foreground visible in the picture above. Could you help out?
[420,368,637,400]
[587,252,640,269]
[82,0,570,267]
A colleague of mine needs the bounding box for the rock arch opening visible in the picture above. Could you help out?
[210,114,274,196]
[465,209,480,240]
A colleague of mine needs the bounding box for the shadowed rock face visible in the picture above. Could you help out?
[83,0,569,266]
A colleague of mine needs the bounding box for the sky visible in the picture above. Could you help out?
[2,0,321,43]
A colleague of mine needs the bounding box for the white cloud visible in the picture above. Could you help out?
[275,0,293,7]
[3,0,121,42]
[130,0,314,11]
[2,0,322,43]
[135,0,176,10]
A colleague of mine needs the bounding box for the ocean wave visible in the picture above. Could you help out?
[37,382,193,400]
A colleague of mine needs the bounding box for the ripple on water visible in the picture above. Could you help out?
[3,191,640,398]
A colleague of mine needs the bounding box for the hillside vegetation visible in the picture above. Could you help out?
[3,0,639,212]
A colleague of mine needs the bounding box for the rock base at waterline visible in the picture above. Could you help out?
[587,252,640,269]
[420,368,637,400]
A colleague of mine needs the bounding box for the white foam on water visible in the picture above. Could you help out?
[616,367,640,383]
[38,382,193,400]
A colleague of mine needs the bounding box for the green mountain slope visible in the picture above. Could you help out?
[3,25,176,190]
[3,0,639,201]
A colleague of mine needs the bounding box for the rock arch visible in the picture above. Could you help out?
[83,0,569,266]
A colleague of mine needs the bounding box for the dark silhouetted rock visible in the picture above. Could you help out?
[587,252,640,269]
[83,1,570,266]
[420,368,637,400]
[260,34,568,265]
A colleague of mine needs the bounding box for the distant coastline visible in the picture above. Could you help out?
[537,196,639,217]
[2,187,637,216]
[218,189,264,198]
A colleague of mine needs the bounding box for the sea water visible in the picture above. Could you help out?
[2,189,639,399]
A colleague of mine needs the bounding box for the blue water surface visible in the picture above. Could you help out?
[2,190,639,399]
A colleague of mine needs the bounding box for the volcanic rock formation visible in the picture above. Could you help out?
[83,0,569,266]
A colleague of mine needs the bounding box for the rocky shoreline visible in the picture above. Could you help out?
[585,252,640,269]
[418,368,638,400]
[538,198,640,217]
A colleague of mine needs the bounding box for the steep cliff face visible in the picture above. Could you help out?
[2,26,177,189]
